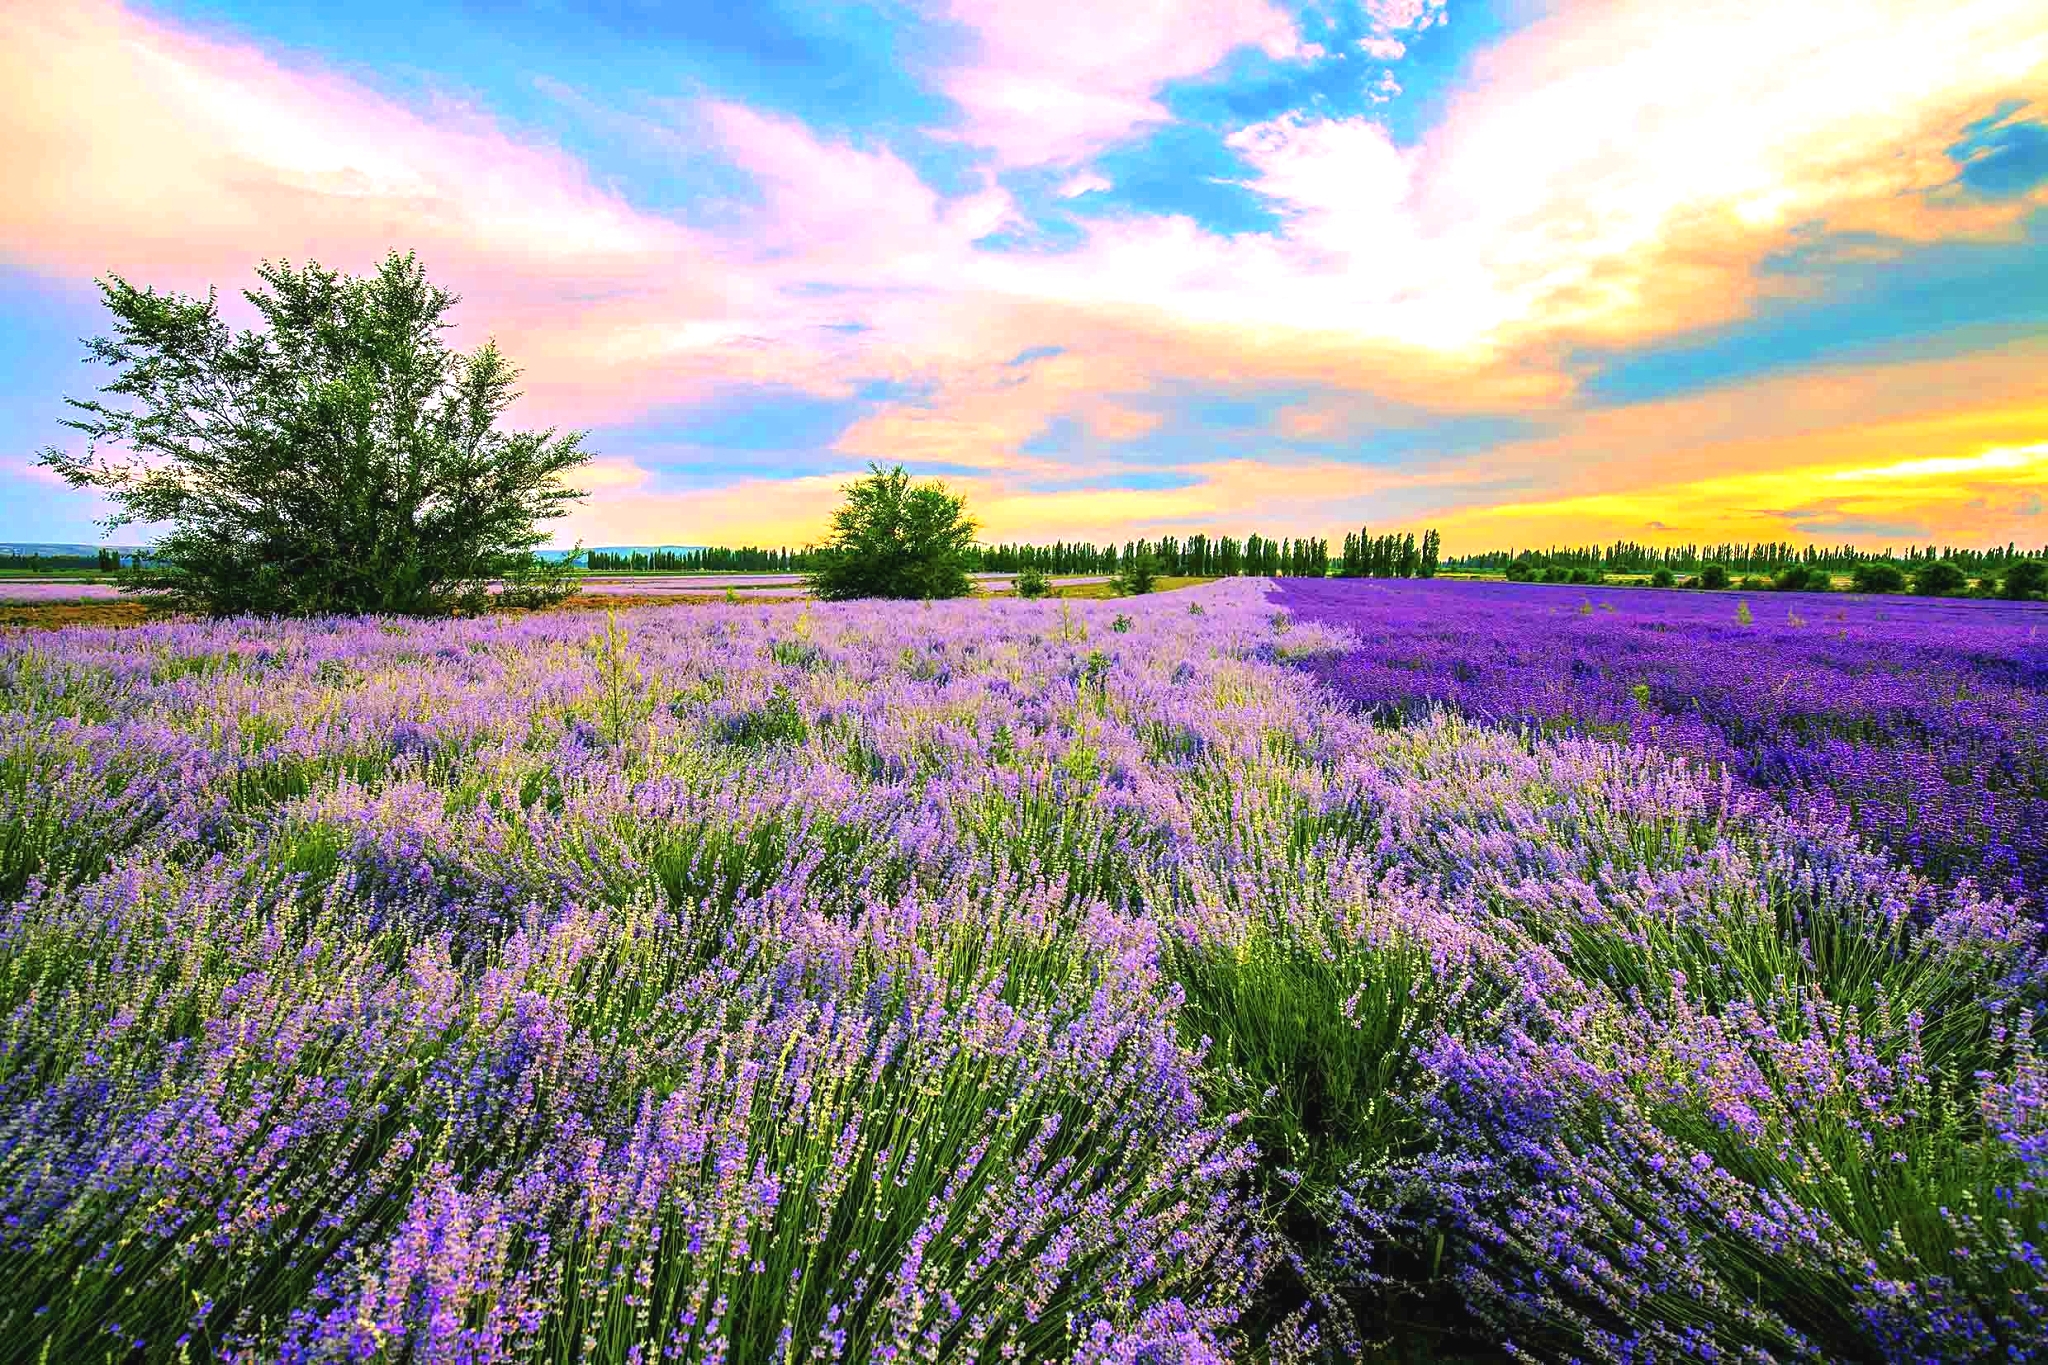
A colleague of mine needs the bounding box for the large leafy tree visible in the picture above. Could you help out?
[1912,559,1968,597]
[804,464,978,600]
[38,251,589,617]
[2002,558,2047,601]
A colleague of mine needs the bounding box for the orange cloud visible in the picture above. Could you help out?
[7,0,2046,552]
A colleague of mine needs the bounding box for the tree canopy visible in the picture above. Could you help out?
[804,464,978,601]
[38,250,589,617]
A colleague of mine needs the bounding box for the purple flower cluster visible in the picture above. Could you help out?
[0,579,2043,1361]
[1274,577,2048,906]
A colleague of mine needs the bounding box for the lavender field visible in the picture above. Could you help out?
[3,580,2046,1362]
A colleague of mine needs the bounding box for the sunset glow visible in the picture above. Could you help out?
[4,0,2044,550]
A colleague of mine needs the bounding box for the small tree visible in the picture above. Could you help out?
[1912,560,1968,597]
[1698,564,1731,590]
[804,464,977,601]
[1014,565,1053,598]
[38,251,588,617]
[2001,559,2047,601]
[1851,562,1907,594]
[1114,552,1160,596]
[1649,566,1675,588]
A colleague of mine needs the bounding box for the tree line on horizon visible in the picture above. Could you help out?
[0,549,123,574]
[1445,538,2048,576]
[573,528,2048,592]
[589,533,1354,579]
[588,531,1448,581]
[31,248,2046,616]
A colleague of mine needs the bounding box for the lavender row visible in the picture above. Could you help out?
[1273,577,2048,906]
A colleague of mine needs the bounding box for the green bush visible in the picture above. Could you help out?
[1850,562,1907,594]
[1773,564,1824,592]
[804,464,978,601]
[1649,567,1675,588]
[36,251,589,617]
[1697,564,1730,590]
[1912,560,1969,597]
[1014,565,1053,598]
[1505,559,1537,582]
[2002,558,2048,601]
[1114,553,1160,596]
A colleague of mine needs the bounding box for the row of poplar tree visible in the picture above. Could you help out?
[584,527,1446,580]
[1443,538,2048,576]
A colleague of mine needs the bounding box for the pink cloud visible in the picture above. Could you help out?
[8,0,2048,550]
[704,102,1017,275]
[938,0,1303,165]
[1366,0,1448,33]
[0,1,690,282]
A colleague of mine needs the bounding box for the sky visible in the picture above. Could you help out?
[3,0,2046,554]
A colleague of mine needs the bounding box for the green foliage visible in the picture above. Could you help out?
[1736,599,1754,625]
[1172,917,1444,1215]
[1913,559,1969,597]
[724,687,810,748]
[1772,563,1825,592]
[585,612,648,747]
[37,251,589,617]
[2002,558,2048,600]
[1505,559,1536,582]
[1697,564,1731,590]
[1114,552,1161,596]
[1851,561,1908,594]
[1649,566,1675,588]
[1014,564,1053,598]
[803,464,978,601]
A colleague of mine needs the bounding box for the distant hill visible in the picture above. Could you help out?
[0,542,139,558]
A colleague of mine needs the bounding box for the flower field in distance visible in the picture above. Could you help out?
[2,578,2045,1362]
[1275,578,2048,904]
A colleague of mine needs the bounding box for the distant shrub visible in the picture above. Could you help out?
[1542,566,1571,584]
[1014,565,1052,598]
[1912,559,1968,597]
[1115,553,1160,596]
[805,463,978,601]
[1773,564,1824,592]
[1567,567,1596,585]
[1505,559,1536,582]
[1739,574,1770,590]
[1697,564,1730,590]
[1850,562,1907,594]
[2002,559,2047,600]
[1649,567,1675,588]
